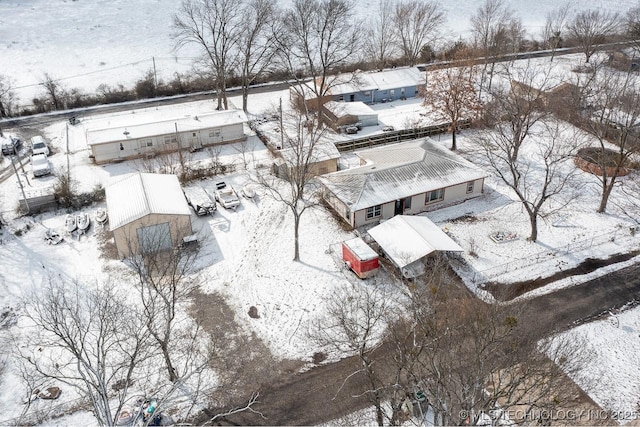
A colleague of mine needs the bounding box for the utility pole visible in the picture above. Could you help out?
[11,155,30,213]
[279,97,284,150]
[152,57,158,90]
[66,122,70,181]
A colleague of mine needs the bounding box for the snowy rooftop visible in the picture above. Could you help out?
[319,138,488,211]
[368,215,463,268]
[86,109,248,145]
[343,237,378,261]
[324,101,377,117]
[106,172,190,230]
[293,67,425,100]
[330,68,425,95]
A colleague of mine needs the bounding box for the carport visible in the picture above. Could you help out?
[368,215,463,278]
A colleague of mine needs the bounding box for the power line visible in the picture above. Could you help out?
[12,56,201,90]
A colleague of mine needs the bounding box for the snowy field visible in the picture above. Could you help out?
[1,0,636,106]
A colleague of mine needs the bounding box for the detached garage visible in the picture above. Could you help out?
[322,101,379,130]
[107,172,192,258]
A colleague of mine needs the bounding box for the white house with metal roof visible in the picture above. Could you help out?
[106,172,192,258]
[86,109,247,164]
[320,138,487,228]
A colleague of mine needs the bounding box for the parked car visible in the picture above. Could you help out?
[1,136,21,156]
[345,126,358,134]
[30,135,50,156]
[31,154,51,177]
[382,125,395,132]
[214,181,240,210]
[183,186,216,216]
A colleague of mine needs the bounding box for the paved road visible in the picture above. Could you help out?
[208,262,640,426]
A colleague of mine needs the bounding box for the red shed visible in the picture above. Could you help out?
[342,237,379,279]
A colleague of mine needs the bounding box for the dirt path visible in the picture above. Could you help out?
[189,261,640,426]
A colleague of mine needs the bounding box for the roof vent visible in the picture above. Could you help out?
[123,130,130,137]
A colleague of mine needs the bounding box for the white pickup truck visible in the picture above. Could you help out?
[214,182,240,210]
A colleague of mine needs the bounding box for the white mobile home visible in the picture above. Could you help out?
[86,110,247,164]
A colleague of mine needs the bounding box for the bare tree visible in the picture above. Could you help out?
[0,74,16,118]
[174,0,242,110]
[542,2,572,62]
[256,112,326,261]
[577,67,640,213]
[470,0,524,94]
[238,0,279,112]
[40,73,66,111]
[409,287,587,426]
[422,63,483,150]
[124,221,201,383]
[626,3,640,56]
[474,63,580,241]
[477,117,581,242]
[568,9,620,64]
[276,0,362,115]
[20,279,150,426]
[365,0,398,71]
[313,284,394,426]
[392,0,445,67]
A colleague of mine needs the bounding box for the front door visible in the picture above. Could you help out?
[395,199,403,215]
[404,196,412,212]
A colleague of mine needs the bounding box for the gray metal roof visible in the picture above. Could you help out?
[107,172,190,230]
[319,138,487,211]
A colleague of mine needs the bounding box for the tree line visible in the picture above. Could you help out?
[2,0,640,118]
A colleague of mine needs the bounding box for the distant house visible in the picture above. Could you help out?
[86,109,247,164]
[368,215,463,278]
[107,172,192,258]
[320,138,487,228]
[509,79,580,119]
[322,101,379,131]
[291,67,425,111]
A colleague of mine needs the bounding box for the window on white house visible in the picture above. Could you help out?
[139,138,153,148]
[163,135,177,144]
[366,205,382,219]
[425,189,444,204]
[390,89,395,97]
[208,129,221,138]
[466,181,474,194]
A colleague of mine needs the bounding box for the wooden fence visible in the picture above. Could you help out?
[334,119,471,152]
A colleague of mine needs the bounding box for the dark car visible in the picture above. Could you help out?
[1,136,21,156]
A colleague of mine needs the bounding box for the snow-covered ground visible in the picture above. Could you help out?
[1,51,640,424]
[1,0,635,106]
[555,304,640,425]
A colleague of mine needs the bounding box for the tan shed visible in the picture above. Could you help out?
[107,172,192,258]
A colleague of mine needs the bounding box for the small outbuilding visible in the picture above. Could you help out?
[368,215,462,278]
[342,237,379,279]
[107,172,192,258]
[322,101,379,131]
